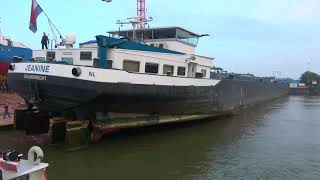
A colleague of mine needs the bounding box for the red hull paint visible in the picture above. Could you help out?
[0,62,9,74]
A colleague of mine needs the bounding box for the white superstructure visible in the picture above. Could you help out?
[32,27,214,79]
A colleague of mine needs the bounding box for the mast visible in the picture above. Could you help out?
[33,0,64,41]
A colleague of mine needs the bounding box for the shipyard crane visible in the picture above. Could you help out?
[137,0,146,29]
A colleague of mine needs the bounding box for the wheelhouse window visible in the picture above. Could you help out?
[163,65,174,76]
[201,69,207,77]
[123,60,140,72]
[35,57,46,62]
[46,51,55,61]
[145,63,159,74]
[62,57,73,65]
[106,60,113,69]
[176,29,199,46]
[80,51,92,60]
[177,66,186,76]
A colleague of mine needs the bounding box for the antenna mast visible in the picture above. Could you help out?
[112,0,152,39]
[116,0,152,38]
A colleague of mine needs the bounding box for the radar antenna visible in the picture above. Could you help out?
[116,17,153,39]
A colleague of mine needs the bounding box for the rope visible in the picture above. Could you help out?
[48,18,58,47]
[48,19,57,41]
[34,0,64,41]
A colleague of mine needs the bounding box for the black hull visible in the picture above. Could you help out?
[8,73,288,116]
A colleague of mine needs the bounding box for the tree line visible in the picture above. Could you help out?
[300,71,320,86]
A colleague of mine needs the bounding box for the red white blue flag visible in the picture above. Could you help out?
[29,0,43,33]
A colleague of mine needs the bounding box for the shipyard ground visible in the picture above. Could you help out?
[0,116,13,129]
[0,93,24,129]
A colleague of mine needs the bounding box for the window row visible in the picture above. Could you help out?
[35,51,93,65]
[123,60,186,76]
[36,51,93,61]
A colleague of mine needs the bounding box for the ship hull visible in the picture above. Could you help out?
[7,65,288,117]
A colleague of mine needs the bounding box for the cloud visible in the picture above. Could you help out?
[246,0,320,24]
[290,0,320,21]
[153,0,320,25]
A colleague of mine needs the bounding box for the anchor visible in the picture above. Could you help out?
[29,80,42,105]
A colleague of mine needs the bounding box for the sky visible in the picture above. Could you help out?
[1,0,320,79]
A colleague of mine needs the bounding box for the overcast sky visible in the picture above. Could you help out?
[1,0,319,79]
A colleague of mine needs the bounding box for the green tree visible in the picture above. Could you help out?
[300,71,320,86]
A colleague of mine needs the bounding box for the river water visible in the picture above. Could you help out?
[1,96,320,179]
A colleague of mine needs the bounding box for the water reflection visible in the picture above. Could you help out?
[1,96,320,179]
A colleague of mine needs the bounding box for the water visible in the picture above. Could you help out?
[1,96,320,179]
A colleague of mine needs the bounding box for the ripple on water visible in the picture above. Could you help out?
[1,96,320,180]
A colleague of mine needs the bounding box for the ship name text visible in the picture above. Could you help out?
[25,64,50,73]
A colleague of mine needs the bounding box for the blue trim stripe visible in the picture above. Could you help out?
[95,36,185,55]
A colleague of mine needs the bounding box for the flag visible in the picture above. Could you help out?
[29,0,43,33]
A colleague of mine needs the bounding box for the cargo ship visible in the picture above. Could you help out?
[0,28,32,82]
[7,26,288,121]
